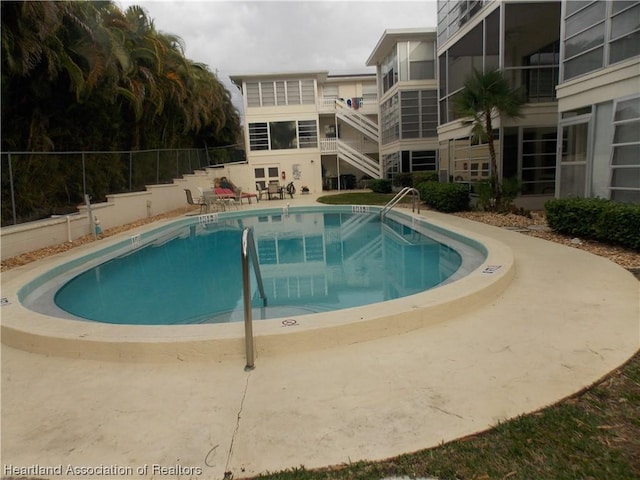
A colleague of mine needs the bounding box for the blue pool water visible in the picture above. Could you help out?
[52,209,481,325]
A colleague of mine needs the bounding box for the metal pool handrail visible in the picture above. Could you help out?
[241,227,268,370]
[380,187,420,219]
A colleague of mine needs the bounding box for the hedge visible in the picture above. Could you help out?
[417,182,470,213]
[545,198,640,250]
[394,172,439,188]
[368,179,392,193]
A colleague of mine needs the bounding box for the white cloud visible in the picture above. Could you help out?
[118,0,438,75]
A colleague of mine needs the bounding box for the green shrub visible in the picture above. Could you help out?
[545,198,640,250]
[475,180,495,211]
[393,172,439,188]
[475,177,520,212]
[393,173,413,188]
[413,171,439,184]
[418,182,470,213]
[501,176,520,209]
[368,179,392,194]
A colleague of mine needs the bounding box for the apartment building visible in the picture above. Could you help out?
[555,1,640,204]
[436,0,639,208]
[229,1,638,206]
[229,72,379,194]
[437,0,562,209]
[366,28,440,180]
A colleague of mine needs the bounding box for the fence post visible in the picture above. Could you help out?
[129,151,132,192]
[82,151,87,198]
[176,150,179,178]
[156,150,160,184]
[8,153,17,225]
[85,194,96,240]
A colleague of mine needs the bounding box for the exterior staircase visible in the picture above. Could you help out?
[321,98,382,179]
[334,99,379,143]
[336,140,381,178]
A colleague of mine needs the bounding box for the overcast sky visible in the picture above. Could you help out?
[117,0,438,77]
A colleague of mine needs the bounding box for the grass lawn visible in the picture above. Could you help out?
[243,192,640,480]
[317,192,398,205]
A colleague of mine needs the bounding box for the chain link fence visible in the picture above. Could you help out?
[1,147,245,226]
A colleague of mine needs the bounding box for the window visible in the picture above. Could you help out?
[381,94,399,144]
[524,41,560,102]
[382,48,398,93]
[250,120,317,151]
[362,83,378,105]
[521,127,557,195]
[323,85,339,99]
[609,2,640,63]
[421,90,438,137]
[301,79,315,104]
[562,1,606,80]
[610,96,640,203]
[276,81,286,105]
[565,1,606,38]
[245,79,316,106]
[298,120,318,148]
[409,41,435,80]
[270,121,297,150]
[559,119,589,198]
[400,91,420,138]
[383,152,401,178]
[249,123,268,150]
[254,167,280,189]
[399,90,438,139]
[287,81,301,104]
[451,135,493,183]
[562,1,640,81]
[409,150,437,171]
[437,0,486,44]
[261,82,275,106]
[246,82,260,107]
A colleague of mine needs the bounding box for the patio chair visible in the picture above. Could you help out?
[184,189,207,214]
[214,187,240,210]
[255,182,268,201]
[203,190,224,212]
[267,181,282,200]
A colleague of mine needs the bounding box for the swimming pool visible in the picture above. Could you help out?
[7,206,514,361]
[52,207,481,325]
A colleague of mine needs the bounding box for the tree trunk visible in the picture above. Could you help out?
[485,111,501,209]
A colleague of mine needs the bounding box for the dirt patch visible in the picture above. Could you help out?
[452,211,640,271]
[1,207,197,272]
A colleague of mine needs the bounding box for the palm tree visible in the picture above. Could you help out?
[454,68,524,209]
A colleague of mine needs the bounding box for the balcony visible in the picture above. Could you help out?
[317,97,378,114]
[504,65,559,103]
[320,138,378,155]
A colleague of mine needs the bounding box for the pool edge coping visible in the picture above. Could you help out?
[0,209,515,362]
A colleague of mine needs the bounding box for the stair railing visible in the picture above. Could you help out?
[241,226,268,370]
[380,187,421,219]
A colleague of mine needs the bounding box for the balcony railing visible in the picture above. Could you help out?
[317,97,378,114]
[504,65,559,103]
[320,138,377,154]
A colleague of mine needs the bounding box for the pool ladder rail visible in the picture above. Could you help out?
[241,227,268,370]
[380,187,421,219]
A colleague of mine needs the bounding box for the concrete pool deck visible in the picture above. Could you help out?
[1,194,639,480]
